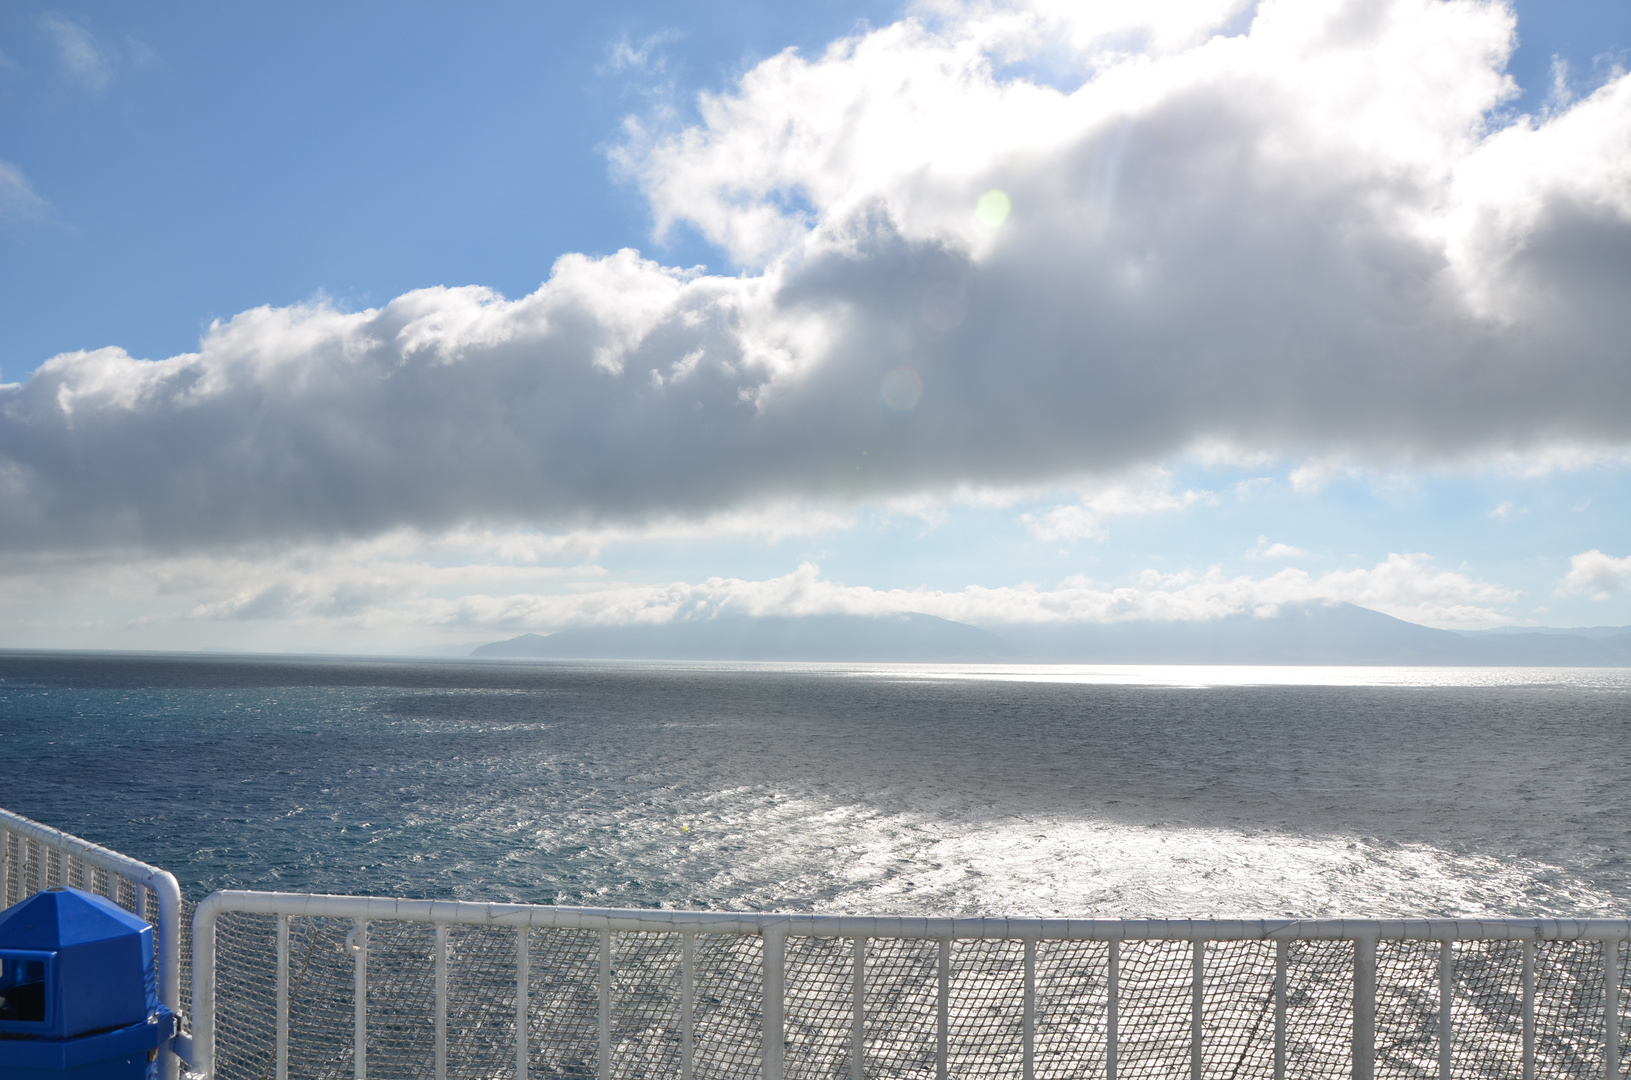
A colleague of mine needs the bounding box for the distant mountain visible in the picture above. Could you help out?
[470,604,1631,665]
[471,613,1006,662]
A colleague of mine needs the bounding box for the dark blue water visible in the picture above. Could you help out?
[2,652,1628,917]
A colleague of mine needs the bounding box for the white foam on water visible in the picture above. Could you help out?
[608,789,1615,918]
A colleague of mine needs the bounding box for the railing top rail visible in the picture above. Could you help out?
[197,889,1631,941]
[0,807,180,899]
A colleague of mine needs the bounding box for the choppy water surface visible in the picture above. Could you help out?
[1,653,1628,918]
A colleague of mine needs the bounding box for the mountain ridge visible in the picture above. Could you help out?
[471,604,1631,665]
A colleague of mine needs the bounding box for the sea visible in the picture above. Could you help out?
[2,652,1628,919]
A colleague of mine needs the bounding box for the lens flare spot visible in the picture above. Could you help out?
[975,189,1011,227]
[880,367,924,411]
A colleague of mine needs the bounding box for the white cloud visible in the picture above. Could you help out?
[431,552,1517,632]
[4,0,1631,557]
[1247,536,1306,559]
[1021,470,1213,541]
[0,160,48,223]
[1487,500,1527,519]
[1555,549,1631,601]
[39,14,114,91]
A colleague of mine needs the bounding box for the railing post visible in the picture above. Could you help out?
[1024,938,1036,1080]
[352,919,368,1080]
[276,915,290,1080]
[1275,939,1288,1080]
[851,937,866,1080]
[1191,940,1204,1080]
[681,933,695,1080]
[937,938,949,1080]
[1607,938,1621,1080]
[192,897,220,1080]
[762,925,786,1080]
[435,923,449,1080]
[599,930,612,1080]
[1522,940,1535,1080]
[516,927,529,1080]
[1353,937,1376,1080]
[1439,941,1453,1080]
[1107,940,1119,1080]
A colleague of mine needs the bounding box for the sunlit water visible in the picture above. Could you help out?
[2,654,1628,918]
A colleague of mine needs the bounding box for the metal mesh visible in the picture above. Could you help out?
[945,939,1021,1078]
[1,825,193,1047]
[1199,940,1275,1080]
[609,932,682,1079]
[1285,940,1355,1080]
[529,927,600,1078]
[200,917,1631,1080]
[783,936,854,1079]
[1035,940,1108,1080]
[693,934,764,1080]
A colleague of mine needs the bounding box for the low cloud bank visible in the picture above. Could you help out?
[4,0,1631,553]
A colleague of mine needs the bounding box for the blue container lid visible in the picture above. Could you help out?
[0,888,158,1041]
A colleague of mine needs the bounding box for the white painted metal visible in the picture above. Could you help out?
[1023,937,1036,1080]
[275,915,289,1080]
[762,924,786,1080]
[1354,937,1376,1080]
[186,892,1631,1080]
[850,936,865,1080]
[0,808,187,1079]
[681,932,695,1080]
[1107,939,1119,1080]
[352,919,368,1080]
[1439,940,1453,1080]
[1522,939,1535,1080]
[1606,940,1620,1080]
[515,928,529,1080]
[598,930,611,1080]
[1274,938,1287,1080]
[434,923,448,1080]
[936,938,949,1080]
[1191,940,1204,1080]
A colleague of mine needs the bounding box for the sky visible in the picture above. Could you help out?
[2,0,1631,653]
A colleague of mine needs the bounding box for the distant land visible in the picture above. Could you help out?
[471,603,1631,665]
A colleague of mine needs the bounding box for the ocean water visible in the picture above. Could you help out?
[1,652,1628,919]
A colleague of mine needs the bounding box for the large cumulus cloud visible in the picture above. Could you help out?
[3,0,1630,553]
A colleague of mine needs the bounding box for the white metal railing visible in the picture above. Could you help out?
[193,890,1631,1080]
[0,807,189,1078]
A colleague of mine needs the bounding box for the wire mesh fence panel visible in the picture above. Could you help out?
[944,939,1022,1079]
[1033,940,1108,1080]
[1116,939,1196,1079]
[867,938,941,1078]
[609,932,683,1080]
[287,916,364,1080]
[213,912,279,1080]
[1536,941,1608,1080]
[364,920,437,1080]
[1376,940,1439,1079]
[692,933,764,1080]
[1285,940,1353,1080]
[1450,941,1524,1080]
[527,928,600,1079]
[1201,940,1276,1080]
[445,924,522,1080]
[783,935,855,1080]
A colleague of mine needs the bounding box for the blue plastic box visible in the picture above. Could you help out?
[0,888,174,1080]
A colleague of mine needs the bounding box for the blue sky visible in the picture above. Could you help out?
[2,0,1631,651]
